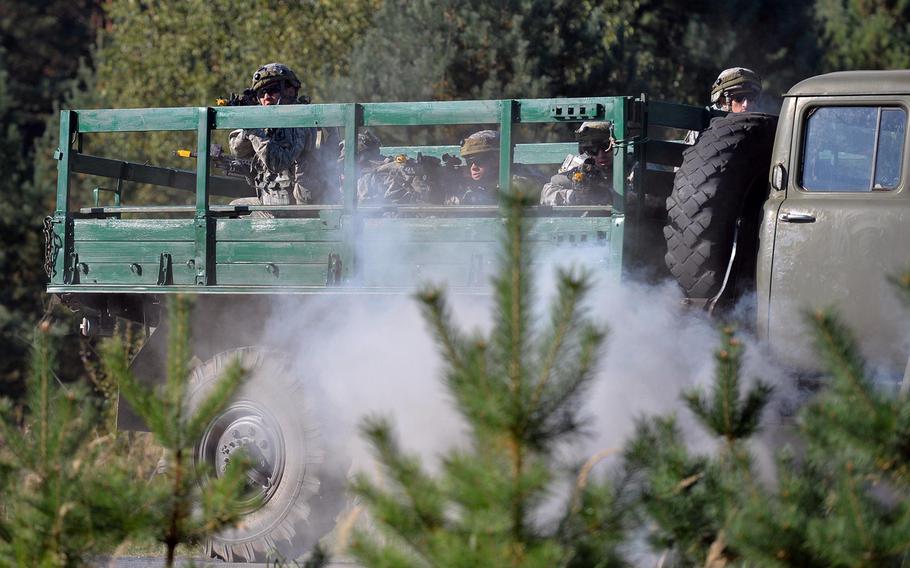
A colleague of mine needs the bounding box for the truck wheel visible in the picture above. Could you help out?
[186,347,340,562]
[664,112,778,300]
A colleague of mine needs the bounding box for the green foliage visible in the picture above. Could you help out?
[0,51,58,398]
[720,307,910,567]
[95,0,379,109]
[337,0,820,108]
[0,1,101,399]
[0,325,148,567]
[624,417,725,566]
[100,294,251,566]
[349,195,619,567]
[683,326,774,447]
[625,326,773,566]
[816,0,910,70]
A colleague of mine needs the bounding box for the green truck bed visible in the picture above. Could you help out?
[46,96,713,297]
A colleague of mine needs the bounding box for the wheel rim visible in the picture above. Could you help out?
[196,401,287,512]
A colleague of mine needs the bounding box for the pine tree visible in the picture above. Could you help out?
[706,276,910,566]
[0,324,148,567]
[99,294,252,567]
[347,194,621,566]
[624,327,773,566]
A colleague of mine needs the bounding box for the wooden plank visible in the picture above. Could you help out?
[215,263,329,286]
[74,262,196,286]
[216,218,343,242]
[214,104,348,129]
[216,241,340,264]
[380,143,576,164]
[361,216,616,242]
[359,262,487,287]
[76,108,198,132]
[517,97,617,122]
[74,218,195,241]
[359,241,498,263]
[648,101,714,131]
[515,143,577,164]
[363,101,501,126]
[74,241,196,263]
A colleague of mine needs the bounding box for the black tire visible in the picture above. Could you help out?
[664,112,778,299]
[186,347,344,562]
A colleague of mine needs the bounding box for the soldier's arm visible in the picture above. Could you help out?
[540,173,573,206]
[228,128,255,159]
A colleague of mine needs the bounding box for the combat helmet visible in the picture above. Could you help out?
[460,130,500,158]
[575,121,615,153]
[251,63,301,92]
[338,129,382,162]
[710,67,762,106]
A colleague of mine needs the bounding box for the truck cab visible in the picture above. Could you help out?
[758,70,910,374]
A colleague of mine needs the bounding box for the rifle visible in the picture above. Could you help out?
[215,91,313,107]
[175,144,253,183]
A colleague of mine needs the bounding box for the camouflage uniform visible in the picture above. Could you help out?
[229,63,338,215]
[540,121,616,206]
[358,155,440,204]
[338,130,440,205]
[445,130,539,205]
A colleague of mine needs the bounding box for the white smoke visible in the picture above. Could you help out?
[259,240,795,479]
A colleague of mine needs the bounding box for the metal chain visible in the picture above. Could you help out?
[43,216,56,278]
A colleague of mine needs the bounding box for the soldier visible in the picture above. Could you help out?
[686,66,763,145]
[229,63,338,216]
[337,129,384,202]
[446,130,539,205]
[540,121,617,206]
[710,67,762,113]
[340,130,440,205]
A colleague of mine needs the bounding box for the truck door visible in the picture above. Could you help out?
[769,101,910,371]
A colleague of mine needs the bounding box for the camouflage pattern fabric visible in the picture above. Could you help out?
[540,156,614,206]
[357,155,441,204]
[229,125,340,208]
[251,63,301,91]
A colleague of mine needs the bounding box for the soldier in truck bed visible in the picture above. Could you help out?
[540,121,618,206]
[340,129,441,205]
[685,67,763,145]
[229,63,339,216]
[445,130,539,205]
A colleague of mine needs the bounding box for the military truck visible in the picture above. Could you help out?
[42,70,910,560]
[664,70,910,376]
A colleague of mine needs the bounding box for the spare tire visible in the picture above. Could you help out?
[664,112,778,299]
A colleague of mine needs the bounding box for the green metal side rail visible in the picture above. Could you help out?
[47,96,711,294]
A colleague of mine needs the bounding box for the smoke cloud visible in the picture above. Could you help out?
[258,240,796,490]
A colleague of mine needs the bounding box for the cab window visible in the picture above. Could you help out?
[800,106,906,192]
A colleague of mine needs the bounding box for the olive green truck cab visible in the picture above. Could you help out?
[757,71,910,373]
[42,71,910,560]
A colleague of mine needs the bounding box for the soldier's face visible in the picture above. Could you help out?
[582,143,612,168]
[728,93,755,113]
[258,83,298,106]
[468,154,497,181]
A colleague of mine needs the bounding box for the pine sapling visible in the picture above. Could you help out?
[348,194,614,567]
[0,323,148,567]
[100,294,251,567]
